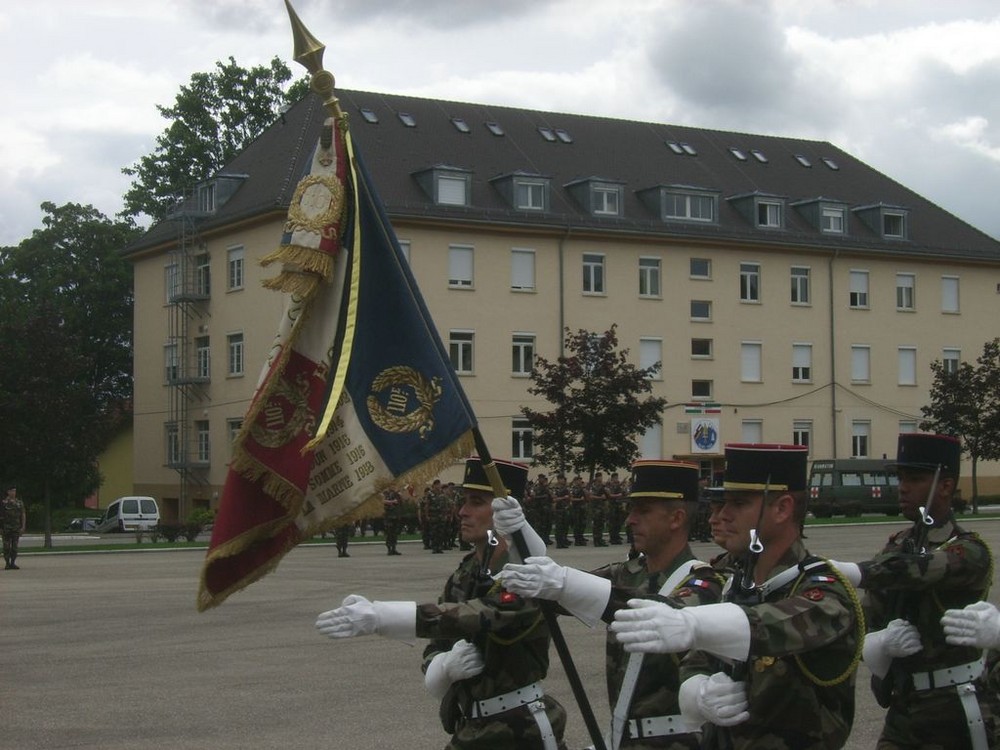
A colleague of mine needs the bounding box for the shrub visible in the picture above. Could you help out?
[183,522,203,542]
[155,522,184,543]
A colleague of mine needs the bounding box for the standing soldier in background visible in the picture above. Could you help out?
[2,483,26,570]
[420,485,432,550]
[606,471,626,545]
[569,474,588,546]
[588,472,610,547]
[552,474,571,549]
[316,458,569,750]
[834,433,997,750]
[427,479,451,554]
[334,522,351,558]
[383,488,403,556]
[529,474,554,547]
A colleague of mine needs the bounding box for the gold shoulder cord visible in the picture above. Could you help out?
[791,563,866,687]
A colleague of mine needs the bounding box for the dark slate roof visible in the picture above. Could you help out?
[125,89,1000,262]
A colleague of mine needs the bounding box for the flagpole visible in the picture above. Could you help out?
[473,429,609,750]
[283,6,606,748]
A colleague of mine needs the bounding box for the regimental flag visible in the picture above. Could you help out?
[685,402,721,414]
[197,115,476,611]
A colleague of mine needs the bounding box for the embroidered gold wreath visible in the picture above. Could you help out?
[367,366,442,438]
[284,172,346,240]
[250,373,315,449]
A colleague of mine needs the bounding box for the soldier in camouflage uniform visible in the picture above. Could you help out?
[316,458,568,750]
[606,471,625,545]
[383,488,403,555]
[612,443,863,750]
[836,433,998,750]
[499,460,725,749]
[551,474,571,549]
[528,474,554,547]
[2,483,26,570]
[588,472,610,547]
[569,475,588,546]
[334,522,351,557]
[427,479,452,554]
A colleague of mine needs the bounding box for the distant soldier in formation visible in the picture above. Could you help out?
[551,474,571,549]
[2,483,26,571]
[383,488,403,556]
[419,486,432,550]
[588,472,609,547]
[334,522,351,558]
[606,471,625,545]
[569,475,588,546]
[427,479,452,554]
[528,474,554,547]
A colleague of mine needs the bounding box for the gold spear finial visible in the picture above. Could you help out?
[284,0,343,118]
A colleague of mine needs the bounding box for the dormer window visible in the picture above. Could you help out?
[638,186,718,223]
[565,177,624,217]
[757,200,783,228]
[198,183,216,214]
[791,198,848,235]
[491,172,550,212]
[883,211,906,238]
[728,192,786,230]
[822,206,845,234]
[413,165,472,207]
[852,204,909,240]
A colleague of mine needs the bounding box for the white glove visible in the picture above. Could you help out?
[424,639,485,699]
[828,560,862,588]
[679,673,750,729]
[491,496,546,561]
[862,619,923,678]
[942,601,1000,648]
[315,594,417,641]
[498,556,611,627]
[611,600,749,660]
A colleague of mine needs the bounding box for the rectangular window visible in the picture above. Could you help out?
[450,331,474,374]
[942,276,960,313]
[515,180,545,211]
[851,345,871,384]
[448,245,474,288]
[582,253,605,294]
[849,270,869,308]
[165,423,180,466]
[896,273,915,310]
[640,338,662,379]
[164,343,178,383]
[690,300,712,321]
[592,184,621,216]
[196,336,210,380]
[692,380,713,399]
[511,249,535,291]
[227,418,243,452]
[942,348,961,374]
[227,333,244,377]
[512,418,533,460]
[741,342,762,382]
[512,334,535,376]
[227,247,244,291]
[691,338,713,358]
[757,200,782,228]
[639,257,661,297]
[821,207,845,234]
[196,420,210,464]
[665,192,715,222]
[792,343,812,382]
[437,175,468,206]
[898,346,917,385]
[883,211,906,238]
[397,239,411,263]
[165,263,179,303]
[198,183,216,213]
[852,421,871,458]
[793,420,812,452]
[741,420,763,443]
[898,420,918,435]
[790,266,810,304]
[690,258,711,279]
[740,262,761,302]
[195,253,211,297]
[640,421,662,460]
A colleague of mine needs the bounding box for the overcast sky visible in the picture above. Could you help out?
[3,0,1000,247]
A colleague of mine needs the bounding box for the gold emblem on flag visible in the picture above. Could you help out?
[284,172,346,239]
[367,366,442,438]
[250,373,315,448]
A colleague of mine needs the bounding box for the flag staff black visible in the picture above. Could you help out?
[283,4,607,747]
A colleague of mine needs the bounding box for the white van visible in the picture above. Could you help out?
[96,496,160,533]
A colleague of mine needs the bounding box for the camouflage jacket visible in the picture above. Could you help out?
[592,549,724,749]
[2,497,24,532]
[682,540,862,750]
[419,550,567,749]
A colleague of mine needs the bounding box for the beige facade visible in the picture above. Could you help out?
[129,214,1000,520]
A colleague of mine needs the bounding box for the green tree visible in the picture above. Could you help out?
[121,56,310,222]
[920,337,1000,511]
[521,326,667,478]
[0,202,139,542]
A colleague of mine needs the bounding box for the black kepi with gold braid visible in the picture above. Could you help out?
[462,457,529,500]
[628,460,700,503]
[886,432,961,479]
[721,443,808,492]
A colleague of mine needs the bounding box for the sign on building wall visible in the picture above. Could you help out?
[690,417,721,454]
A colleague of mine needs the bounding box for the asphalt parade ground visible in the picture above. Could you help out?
[4,520,1000,750]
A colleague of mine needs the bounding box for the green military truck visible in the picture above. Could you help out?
[807,458,900,518]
